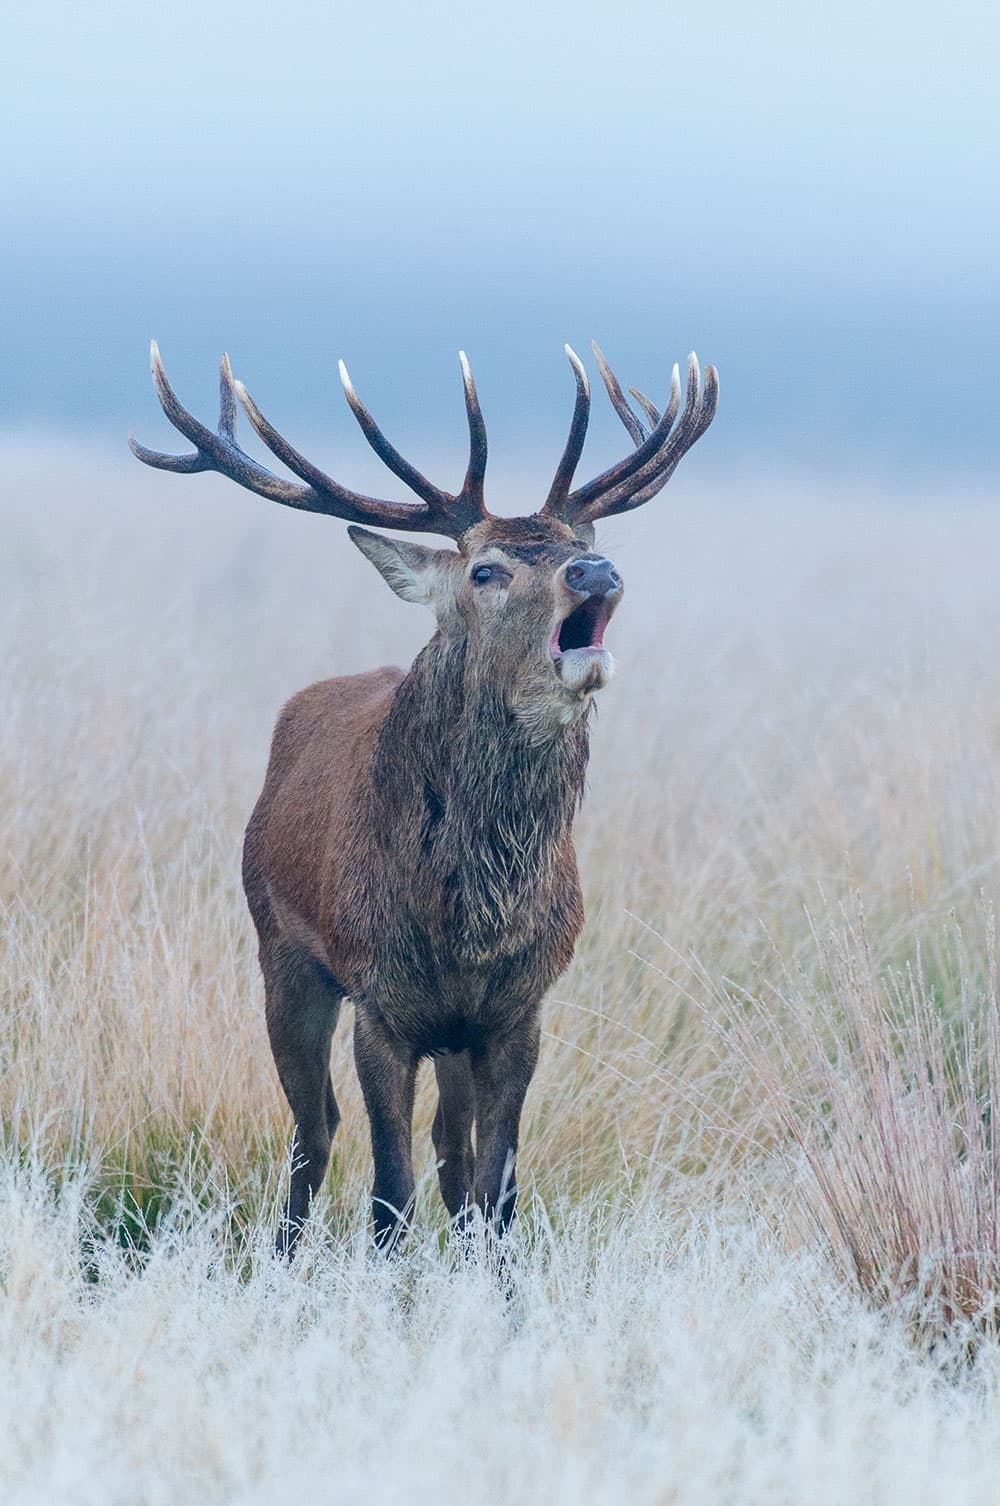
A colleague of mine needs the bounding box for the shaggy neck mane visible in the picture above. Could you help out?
[368,636,590,961]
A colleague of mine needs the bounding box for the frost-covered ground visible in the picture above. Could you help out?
[3,438,1000,1502]
[5,1171,1000,1506]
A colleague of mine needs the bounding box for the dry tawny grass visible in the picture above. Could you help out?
[4,438,1000,1301]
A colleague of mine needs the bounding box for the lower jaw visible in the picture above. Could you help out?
[554,647,614,693]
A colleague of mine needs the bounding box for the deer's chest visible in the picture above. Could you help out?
[350,881,582,1054]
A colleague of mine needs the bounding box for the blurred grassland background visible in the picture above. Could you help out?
[4,0,1000,1500]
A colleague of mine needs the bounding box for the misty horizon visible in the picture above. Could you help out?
[2,0,996,474]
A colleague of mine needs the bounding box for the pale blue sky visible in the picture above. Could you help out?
[2,0,997,470]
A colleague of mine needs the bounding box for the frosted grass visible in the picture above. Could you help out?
[4,1164,1000,1506]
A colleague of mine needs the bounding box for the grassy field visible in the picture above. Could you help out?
[4,436,1000,1502]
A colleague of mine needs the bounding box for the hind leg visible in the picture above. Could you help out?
[264,946,343,1258]
[432,1052,475,1217]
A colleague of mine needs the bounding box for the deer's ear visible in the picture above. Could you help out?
[347,527,449,605]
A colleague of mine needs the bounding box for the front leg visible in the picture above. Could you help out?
[468,1017,540,1234]
[353,1010,418,1251]
[432,1051,475,1217]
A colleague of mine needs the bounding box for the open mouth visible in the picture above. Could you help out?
[549,595,612,658]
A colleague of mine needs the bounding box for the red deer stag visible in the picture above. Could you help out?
[131,338,718,1255]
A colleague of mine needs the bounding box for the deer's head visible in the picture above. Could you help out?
[131,341,718,729]
[347,513,622,730]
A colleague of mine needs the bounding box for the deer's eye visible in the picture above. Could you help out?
[471,564,495,585]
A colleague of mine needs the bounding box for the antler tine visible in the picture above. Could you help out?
[128,434,206,475]
[591,341,647,446]
[548,358,683,520]
[543,346,717,527]
[613,362,720,514]
[129,341,298,495]
[234,376,377,507]
[458,351,488,512]
[695,360,720,437]
[338,359,450,510]
[542,345,591,514]
[635,361,713,490]
[218,352,238,441]
[571,355,719,524]
[612,367,682,447]
[629,386,661,429]
[128,340,212,473]
[132,342,489,538]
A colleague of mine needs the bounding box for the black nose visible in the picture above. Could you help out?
[564,556,621,598]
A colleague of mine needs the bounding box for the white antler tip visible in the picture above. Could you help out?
[338,359,355,397]
[565,343,589,377]
[563,344,590,396]
[458,350,472,382]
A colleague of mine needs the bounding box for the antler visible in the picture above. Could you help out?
[542,341,718,526]
[130,342,491,538]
